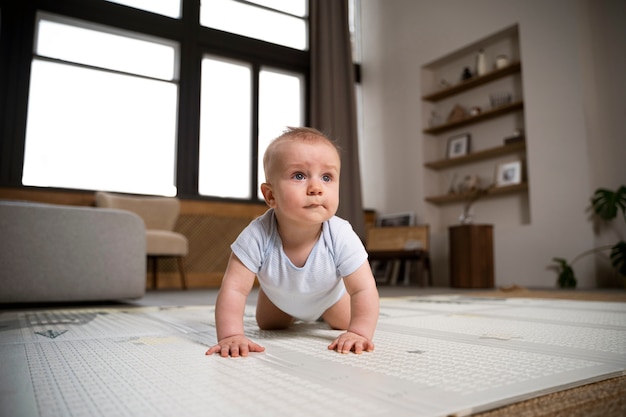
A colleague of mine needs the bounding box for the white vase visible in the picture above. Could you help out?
[476,49,487,76]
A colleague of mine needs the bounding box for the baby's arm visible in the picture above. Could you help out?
[205,253,265,357]
[328,262,379,354]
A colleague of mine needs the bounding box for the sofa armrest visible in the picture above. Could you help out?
[0,200,146,303]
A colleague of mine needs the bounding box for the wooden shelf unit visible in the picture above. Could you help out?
[424,141,526,170]
[421,24,529,219]
[425,183,528,205]
[423,101,523,135]
[422,61,521,102]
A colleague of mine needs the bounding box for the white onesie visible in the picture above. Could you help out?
[231,209,368,321]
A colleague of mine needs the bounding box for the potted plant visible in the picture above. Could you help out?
[551,185,626,288]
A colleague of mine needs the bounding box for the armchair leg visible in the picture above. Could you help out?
[177,257,188,290]
[150,256,158,289]
[424,255,433,287]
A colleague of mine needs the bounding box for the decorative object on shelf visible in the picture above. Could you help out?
[476,49,487,76]
[438,79,451,90]
[458,174,481,193]
[495,160,522,187]
[490,92,512,108]
[459,188,487,224]
[447,133,471,159]
[447,172,459,194]
[495,54,509,69]
[429,110,442,127]
[458,181,487,225]
[551,185,626,288]
[447,104,467,123]
[504,128,525,145]
[461,67,473,81]
[469,106,482,116]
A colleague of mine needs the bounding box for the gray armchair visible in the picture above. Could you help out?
[95,191,188,289]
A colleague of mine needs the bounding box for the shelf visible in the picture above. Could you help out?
[422,62,521,102]
[424,141,526,170]
[425,182,528,205]
[423,100,524,135]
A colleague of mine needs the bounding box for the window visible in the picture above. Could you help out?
[257,67,304,198]
[198,57,252,199]
[2,2,311,201]
[104,0,182,18]
[22,14,179,196]
[198,57,304,200]
[200,0,308,50]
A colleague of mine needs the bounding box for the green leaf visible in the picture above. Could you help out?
[552,257,577,288]
[591,186,626,222]
[610,241,626,277]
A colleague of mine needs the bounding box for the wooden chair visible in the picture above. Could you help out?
[366,225,432,286]
[95,191,188,289]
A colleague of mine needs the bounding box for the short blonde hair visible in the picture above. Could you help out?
[262,127,341,182]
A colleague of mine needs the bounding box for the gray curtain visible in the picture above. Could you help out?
[310,0,366,240]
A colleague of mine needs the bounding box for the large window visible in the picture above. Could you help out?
[104,0,182,18]
[1,1,360,201]
[256,68,304,198]
[198,57,252,199]
[201,0,307,50]
[198,57,304,200]
[22,14,179,196]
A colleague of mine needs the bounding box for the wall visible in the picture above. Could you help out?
[359,0,626,288]
[579,0,626,285]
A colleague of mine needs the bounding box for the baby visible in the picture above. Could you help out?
[206,127,379,357]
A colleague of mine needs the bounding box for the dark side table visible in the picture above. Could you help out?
[449,224,494,288]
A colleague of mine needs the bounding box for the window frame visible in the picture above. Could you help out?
[0,0,310,203]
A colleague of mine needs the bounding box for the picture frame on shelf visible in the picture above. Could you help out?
[447,133,471,159]
[495,160,522,187]
[377,212,415,227]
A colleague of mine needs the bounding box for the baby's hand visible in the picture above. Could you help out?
[206,335,265,357]
[328,331,374,354]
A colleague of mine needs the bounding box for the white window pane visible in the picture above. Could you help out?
[36,17,177,80]
[246,0,307,17]
[23,59,178,196]
[257,68,304,199]
[104,0,182,18]
[200,0,307,50]
[349,0,361,63]
[199,57,252,199]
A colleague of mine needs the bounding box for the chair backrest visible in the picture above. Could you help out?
[95,191,180,231]
[366,225,430,251]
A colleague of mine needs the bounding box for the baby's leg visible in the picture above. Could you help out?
[256,288,294,330]
[321,292,351,330]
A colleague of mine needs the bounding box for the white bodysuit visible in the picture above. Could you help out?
[231,209,368,321]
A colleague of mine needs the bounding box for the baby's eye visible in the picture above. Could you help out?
[322,174,332,182]
[293,173,305,180]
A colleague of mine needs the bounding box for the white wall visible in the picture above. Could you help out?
[359,0,626,288]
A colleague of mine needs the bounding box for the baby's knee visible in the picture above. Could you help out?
[256,317,292,331]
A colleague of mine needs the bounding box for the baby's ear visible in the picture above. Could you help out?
[260,183,276,207]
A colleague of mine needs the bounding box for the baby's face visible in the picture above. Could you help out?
[265,140,340,227]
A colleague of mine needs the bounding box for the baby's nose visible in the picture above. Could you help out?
[308,180,323,194]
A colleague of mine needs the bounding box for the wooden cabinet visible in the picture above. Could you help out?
[421,25,529,223]
[449,224,494,288]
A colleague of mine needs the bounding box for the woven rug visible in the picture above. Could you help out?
[473,287,626,303]
[1,295,625,417]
